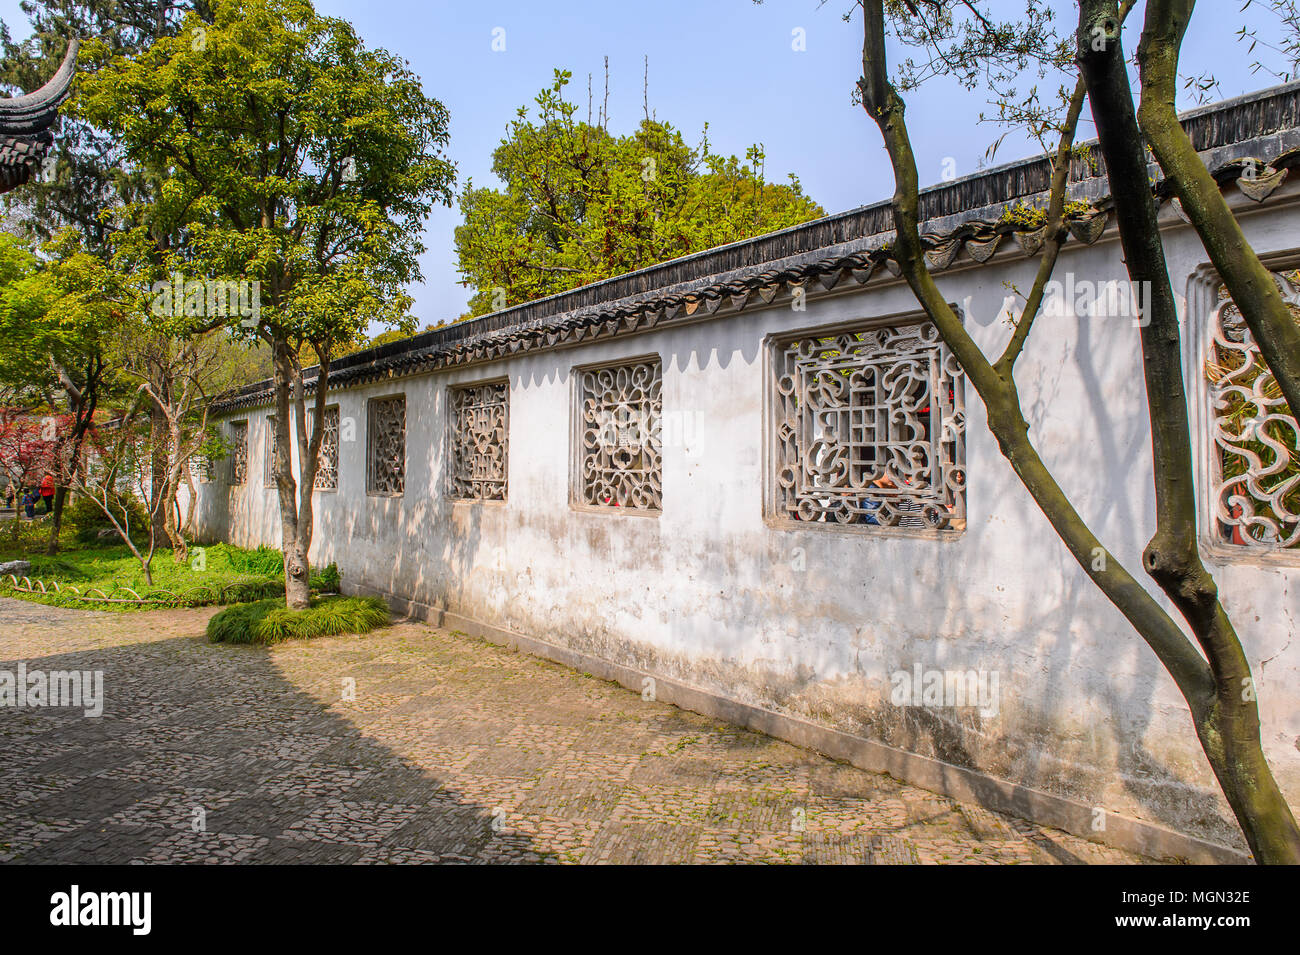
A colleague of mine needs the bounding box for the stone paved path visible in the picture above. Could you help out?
[0,597,1153,864]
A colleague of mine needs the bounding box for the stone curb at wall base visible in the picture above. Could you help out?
[355,583,1253,866]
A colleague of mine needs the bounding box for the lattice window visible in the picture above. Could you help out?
[190,454,213,484]
[367,395,406,495]
[772,321,966,530]
[229,420,248,485]
[264,416,278,488]
[1207,275,1299,549]
[449,382,508,501]
[314,406,340,491]
[577,358,662,510]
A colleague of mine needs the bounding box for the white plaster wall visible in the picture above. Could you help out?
[192,202,1300,850]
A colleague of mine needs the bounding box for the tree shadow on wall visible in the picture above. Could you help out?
[647,313,1244,850]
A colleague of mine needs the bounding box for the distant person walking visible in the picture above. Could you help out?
[23,488,36,519]
[39,473,55,514]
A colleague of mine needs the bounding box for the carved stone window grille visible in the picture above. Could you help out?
[1207,275,1300,549]
[314,406,340,491]
[367,395,406,496]
[577,358,662,511]
[449,382,508,501]
[772,321,966,530]
[264,416,278,488]
[228,420,248,486]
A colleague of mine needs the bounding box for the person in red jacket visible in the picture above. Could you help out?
[39,473,55,514]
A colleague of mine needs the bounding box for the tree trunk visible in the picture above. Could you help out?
[1077,0,1300,863]
[100,491,152,585]
[163,469,187,564]
[182,464,198,539]
[46,369,98,556]
[271,337,312,610]
[854,0,1299,861]
[150,403,169,545]
[44,485,68,554]
[284,537,310,608]
[168,515,187,563]
[161,419,187,563]
[1136,0,1300,418]
[857,4,1213,702]
[1197,683,1300,861]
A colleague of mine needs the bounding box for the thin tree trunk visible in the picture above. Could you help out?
[76,401,154,584]
[856,0,1298,861]
[268,337,331,610]
[45,485,68,551]
[182,456,198,538]
[100,493,152,586]
[271,339,310,609]
[149,402,169,545]
[1136,0,1300,417]
[161,465,186,564]
[1077,0,1300,863]
[270,337,331,610]
[295,347,328,601]
[858,1,1208,693]
[46,361,99,555]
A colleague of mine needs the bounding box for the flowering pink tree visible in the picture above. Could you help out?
[0,408,65,532]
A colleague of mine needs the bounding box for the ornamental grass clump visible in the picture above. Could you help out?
[207,595,390,645]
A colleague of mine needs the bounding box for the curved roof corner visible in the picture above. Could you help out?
[0,37,79,194]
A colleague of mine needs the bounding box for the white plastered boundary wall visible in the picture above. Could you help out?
[193,196,1300,862]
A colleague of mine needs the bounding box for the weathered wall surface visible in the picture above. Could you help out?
[193,198,1300,854]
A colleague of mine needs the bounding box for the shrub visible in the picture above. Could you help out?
[310,562,341,592]
[27,556,95,581]
[207,595,390,645]
[176,575,284,607]
[1,516,56,556]
[65,493,151,546]
[206,543,284,577]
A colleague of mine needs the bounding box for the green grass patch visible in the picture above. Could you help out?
[0,544,284,610]
[207,595,391,645]
[0,541,341,612]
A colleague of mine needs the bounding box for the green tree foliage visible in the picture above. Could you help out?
[74,0,456,607]
[456,70,825,315]
[75,0,455,356]
[0,0,201,247]
[0,230,135,552]
[0,1,217,553]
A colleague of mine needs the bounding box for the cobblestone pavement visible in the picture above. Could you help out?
[0,598,1154,864]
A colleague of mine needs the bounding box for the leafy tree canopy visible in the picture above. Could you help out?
[71,0,457,604]
[74,0,456,360]
[0,0,203,250]
[455,70,825,316]
[0,230,127,405]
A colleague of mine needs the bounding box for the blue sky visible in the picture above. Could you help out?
[1,0,1295,330]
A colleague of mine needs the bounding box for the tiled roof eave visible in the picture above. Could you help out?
[210,128,1300,415]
